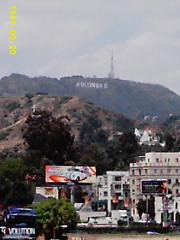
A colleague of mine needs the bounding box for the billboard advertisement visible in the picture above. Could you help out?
[141,179,167,195]
[45,165,96,183]
[36,187,59,199]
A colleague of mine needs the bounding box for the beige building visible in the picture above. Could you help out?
[130,152,180,220]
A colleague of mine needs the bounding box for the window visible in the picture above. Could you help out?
[176,169,179,174]
[167,168,171,173]
[132,179,135,184]
[132,170,135,175]
[176,189,179,195]
[139,169,141,175]
[114,176,121,181]
[144,169,148,174]
[168,189,172,194]
[154,169,157,173]
[176,179,179,184]
[115,184,121,189]
[168,179,171,184]
[132,199,135,204]
[176,202,178,209]
[104,191,107,197]
[160,169,163,174]
[132,189,135,195]
[156,158,159,162]
[176,158,179,162]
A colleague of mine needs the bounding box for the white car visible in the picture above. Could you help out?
[65,167,90,182]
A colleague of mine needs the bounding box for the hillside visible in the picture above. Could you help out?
[0,95,133,152]
[0,74,180,121]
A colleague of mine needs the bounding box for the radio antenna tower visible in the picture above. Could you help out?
[108,52,115,79]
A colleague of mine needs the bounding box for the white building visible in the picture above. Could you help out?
[134,128,163,146]
[95,171,130,213]
[96,175,108,202]
[130,152,180,222]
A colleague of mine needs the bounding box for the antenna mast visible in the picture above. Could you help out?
[108,53,115,79]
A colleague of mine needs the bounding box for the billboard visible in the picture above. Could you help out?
[141,179,167,195]
[45,165,96,183]
[36,187,59,199]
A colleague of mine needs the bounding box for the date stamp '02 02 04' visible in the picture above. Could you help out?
[9,5,16,56]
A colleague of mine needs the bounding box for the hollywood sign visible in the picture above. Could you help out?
[76,81,108,89]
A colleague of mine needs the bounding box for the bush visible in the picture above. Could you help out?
[6,102,21,111]
[25,93,34,99]
[0,131,9,141]
[59,96,72,105]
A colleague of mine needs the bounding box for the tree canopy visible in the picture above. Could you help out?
[79,114,102,144]
[0,158,35,205]
[34,198,79,238]
[22,110,74,164]
[107,131,140,170]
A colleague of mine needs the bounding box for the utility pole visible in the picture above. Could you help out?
[146,195,149,226]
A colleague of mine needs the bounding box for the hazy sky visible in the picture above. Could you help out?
[1,0,180,94]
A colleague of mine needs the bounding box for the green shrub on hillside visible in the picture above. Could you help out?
[59,96,72,105]
[6,102,21,111]
[0,131,9,141]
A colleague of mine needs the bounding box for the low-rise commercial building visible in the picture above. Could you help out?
[94,171,130,213]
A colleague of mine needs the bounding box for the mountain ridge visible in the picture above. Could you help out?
[0,73,180,121]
